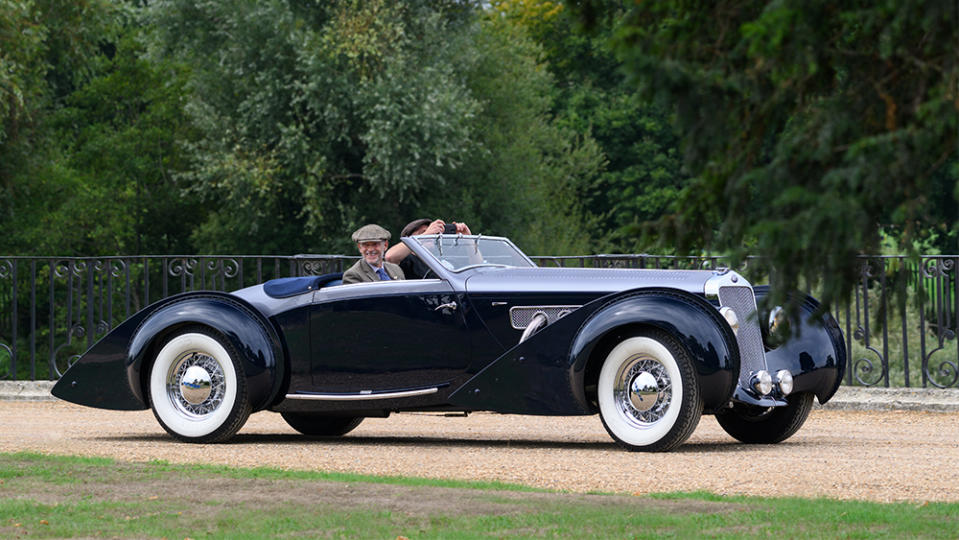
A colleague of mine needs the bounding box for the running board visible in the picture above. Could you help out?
[285,387,439,401]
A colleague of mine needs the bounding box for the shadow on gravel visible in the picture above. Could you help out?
[675,440,820,453]
[82,431,818,454]
[86,432,624,450]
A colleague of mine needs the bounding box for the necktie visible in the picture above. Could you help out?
[375,267,391,281]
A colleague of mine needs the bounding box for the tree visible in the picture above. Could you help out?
[0,0,152,255]
[450,8,605,255]
[38,32,202,255]
[0,0,45,160]
[493,1,686,253]
[145,0,604,255]
[570,0,959,310]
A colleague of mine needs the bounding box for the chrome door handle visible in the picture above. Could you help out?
[434,302,458,312]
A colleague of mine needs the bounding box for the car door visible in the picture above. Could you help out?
[308,279,470,393]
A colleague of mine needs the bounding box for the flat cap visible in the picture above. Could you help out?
[401,218,432,237]
[351,224,391,243]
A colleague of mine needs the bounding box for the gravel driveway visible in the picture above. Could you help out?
[1,401,957,504]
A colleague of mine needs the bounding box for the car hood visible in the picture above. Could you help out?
[464,267,723,295]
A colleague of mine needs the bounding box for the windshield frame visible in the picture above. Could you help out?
[401,234,537,275]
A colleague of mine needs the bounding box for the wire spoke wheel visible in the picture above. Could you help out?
[166,351,226,418]
[597,330,702,452]
[148,327,250,443]
[612,355,673,427]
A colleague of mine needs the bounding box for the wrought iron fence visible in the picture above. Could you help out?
[0,255,354,381]
[1,253,956,388]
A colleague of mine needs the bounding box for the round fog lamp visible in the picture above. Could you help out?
[719,307,739,335]
[776,370,794,395]
[752,370,773,396]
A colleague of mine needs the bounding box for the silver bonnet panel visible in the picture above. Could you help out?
[465,267,718,295]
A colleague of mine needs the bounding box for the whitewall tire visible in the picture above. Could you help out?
[597,330,702,452]
[148,327,251,443]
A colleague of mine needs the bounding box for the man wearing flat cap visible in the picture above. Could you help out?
[342,224,405,284]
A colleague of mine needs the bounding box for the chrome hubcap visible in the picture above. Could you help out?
[167,351,225,418]
[180,365,213,404]
[614,355,671,426]
[628,371,660,412]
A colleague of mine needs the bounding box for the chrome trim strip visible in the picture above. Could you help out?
[315,279,452,302]
[285,387,439,401]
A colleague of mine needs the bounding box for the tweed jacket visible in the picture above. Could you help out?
[342,259,405,284]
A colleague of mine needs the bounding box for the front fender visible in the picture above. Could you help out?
[128,292,285,412]
[570,289,740,411]
[448,288,739,415]
[755,286,847,404]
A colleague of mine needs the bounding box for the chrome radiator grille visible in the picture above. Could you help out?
[717,286,768,382]
[509,306,581,329]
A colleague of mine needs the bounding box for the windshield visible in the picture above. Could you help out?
[409,235,536,272]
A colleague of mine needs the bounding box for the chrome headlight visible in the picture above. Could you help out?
[751,370,773,396]
[768,306,784,334]
[776,370,794,395]
[764,305,792,348]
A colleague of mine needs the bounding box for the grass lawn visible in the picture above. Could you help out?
[0,452,956,539]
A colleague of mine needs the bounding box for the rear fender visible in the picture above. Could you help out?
[570,289,740,411]
[128,292,286,412]
[52,306,158,410]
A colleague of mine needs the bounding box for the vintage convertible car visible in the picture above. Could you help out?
[52,235,846,452]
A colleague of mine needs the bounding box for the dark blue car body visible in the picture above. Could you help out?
[53,235,845,451]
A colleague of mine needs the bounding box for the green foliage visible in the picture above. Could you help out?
[495,1,687,253]
[2,27,200,255]
[454,12,604,255]
[1,0,124,153]
[143,0,603,256]
[8,0,953,273]
[560,85,684,252]
[3,1,605,257]
[0,1,194,256]
[570,0,959,310]
[0,0,45,153]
